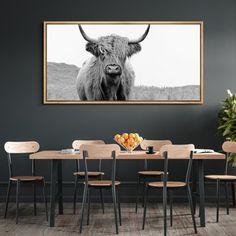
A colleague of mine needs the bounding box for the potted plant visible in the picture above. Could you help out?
[218,90,236,166]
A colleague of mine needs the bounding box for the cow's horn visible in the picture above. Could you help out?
[78,25,97,43]
[128,25,150,44]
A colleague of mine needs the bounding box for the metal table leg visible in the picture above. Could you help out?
[198,160,205,227]
[192,160,197,214]
[49,159,58,227]
[57,160,63,215]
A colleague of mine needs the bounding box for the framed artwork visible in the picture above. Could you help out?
[44,21,203,104]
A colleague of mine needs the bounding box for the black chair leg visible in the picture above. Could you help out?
[87,188,91,225]
[142,177,146,207]
[225,182,229,215]
[33,183,37,216]
[187,185,197,233]
[142,184,149,230]
[99,188,105,214]
[231,183,236,206]
[4,180,12,219]
[73,175,79,214]
[16,181,20,224]
[42,179,48,221]
[116,188,122,226]
[168,190,173,227]
[112,186,118,234]
[163,185,168,236]
[216,179,220,222]
[135,175,140,213]
[79,185,88,234]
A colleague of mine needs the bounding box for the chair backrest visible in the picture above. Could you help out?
[160,144,195,184]
[140,139,172,151]
[80,144,120,186]
[4,141,40,154]
[160,144,195,159]
[222,141,236,174]
[222,141,236,153]
[72,140,105,172]
[80,144,120,159]
[72,140,105,149]
[4,141,40,178]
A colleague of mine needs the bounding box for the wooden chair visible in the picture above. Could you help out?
[142,144,197,236]
[205,141,236,222]
[72,140,105,214]
[79,144,121,234]
[4,141,48,224]
[135,140,172,212]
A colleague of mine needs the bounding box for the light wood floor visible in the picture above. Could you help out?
[0,203,236,236]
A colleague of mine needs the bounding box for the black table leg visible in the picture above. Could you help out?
[49,159,58,227]
[198,160,205,227]
[57,160,63,215]
[192,161,197,214]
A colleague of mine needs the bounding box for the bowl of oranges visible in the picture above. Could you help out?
[114,133,143,152]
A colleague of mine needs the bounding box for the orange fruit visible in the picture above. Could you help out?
[114,134,121,141]
[129,138,134,145]
[135,136,140,142]
[129,133,135,139]
[119,137,125,144]
[122,133,129,140]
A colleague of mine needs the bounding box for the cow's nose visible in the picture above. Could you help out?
[105,64,121,75]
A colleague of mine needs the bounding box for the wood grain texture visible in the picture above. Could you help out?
[4,141,40,154]
[10,176,44,181]
[160,144,195,159]
[73,171,104,176]
[0,203,235,236]
[140,140,172,151]
[72,140,105,149]
[205,175,236,180]
[148,181,187,188]
[138,171,163,175]
[80,144,120,159]
[222,141,236,153]
[87,180,121,186]
[30,150,225,160]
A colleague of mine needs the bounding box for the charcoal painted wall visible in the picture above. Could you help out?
[0,0,236,201]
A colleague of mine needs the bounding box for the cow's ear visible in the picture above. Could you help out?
[127,43,141,57]
[86,42,99,57]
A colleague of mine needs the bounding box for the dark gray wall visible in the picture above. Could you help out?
[0,0,236,201]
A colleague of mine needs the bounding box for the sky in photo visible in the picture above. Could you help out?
[47,24,201,87]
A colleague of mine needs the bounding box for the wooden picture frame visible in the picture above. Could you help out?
[44,21,203,104]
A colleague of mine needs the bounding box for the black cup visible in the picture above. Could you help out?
[147,146,154,154]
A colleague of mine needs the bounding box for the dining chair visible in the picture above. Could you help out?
[135,140,172,212]
[4,141,48,224]
[79,144,121,234]
[142,144,197,236]
[205,141,236,222]
[72,140,105,214]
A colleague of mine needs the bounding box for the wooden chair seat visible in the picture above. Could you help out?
[10,176,44,181]
[73,171,104,177]
[205,175,236,180]
[86,180,121,187]
[148,181,186,188]
[138,170,163,176]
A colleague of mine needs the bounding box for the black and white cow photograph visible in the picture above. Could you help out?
[44,22,203,104]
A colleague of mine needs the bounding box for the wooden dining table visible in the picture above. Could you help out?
[30,150,225,228]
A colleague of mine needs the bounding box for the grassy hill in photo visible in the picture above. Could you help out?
[46,62,200,101]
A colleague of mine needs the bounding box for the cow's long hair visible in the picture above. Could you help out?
[77,25,150,100]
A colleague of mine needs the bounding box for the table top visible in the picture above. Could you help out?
[30,150,225,160]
